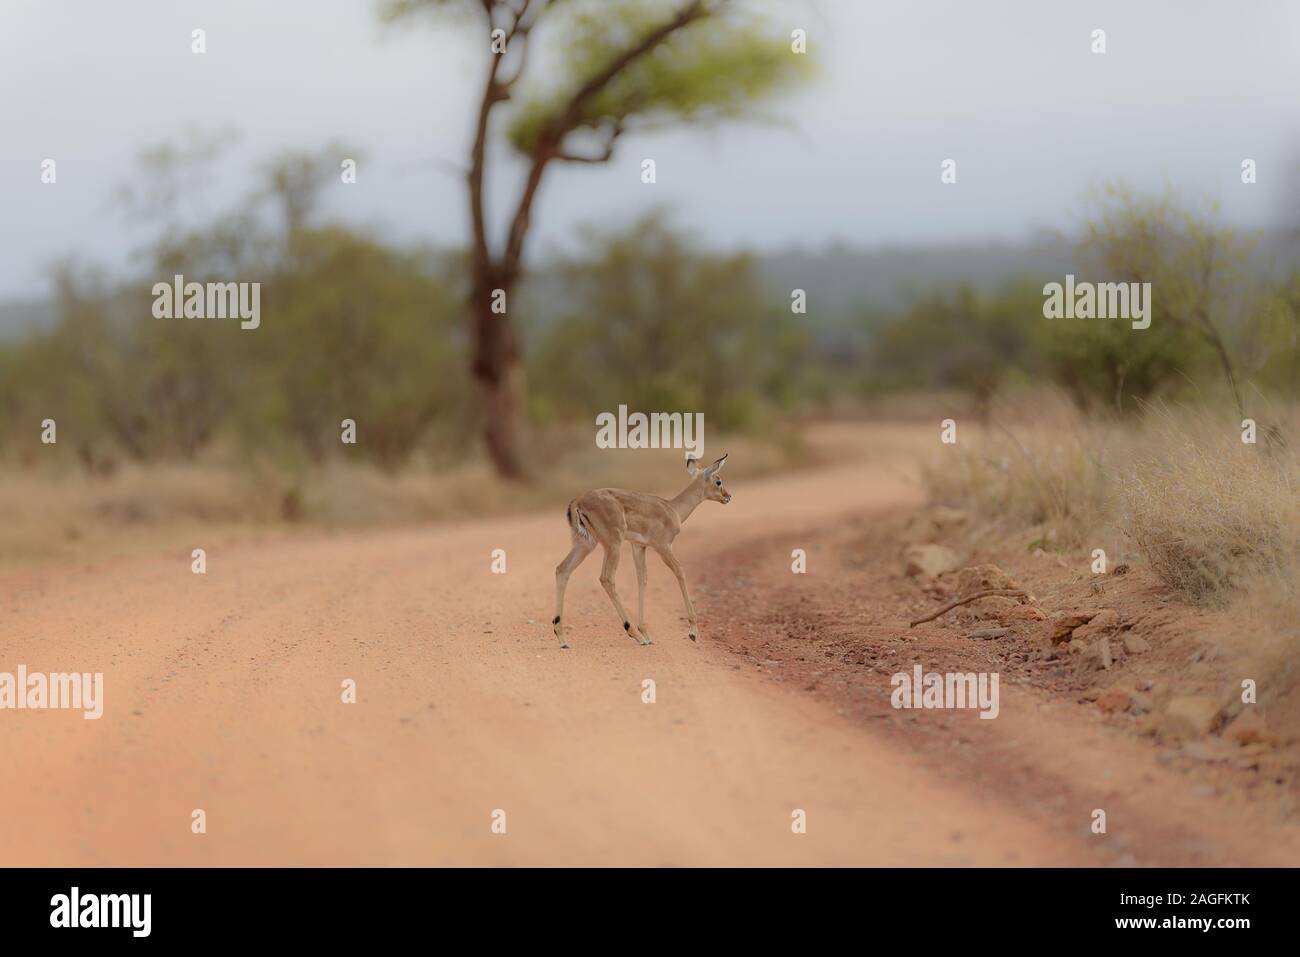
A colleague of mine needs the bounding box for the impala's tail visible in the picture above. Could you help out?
[566,500,593,542]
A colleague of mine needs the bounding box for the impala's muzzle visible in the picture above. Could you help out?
[722,492,732,504]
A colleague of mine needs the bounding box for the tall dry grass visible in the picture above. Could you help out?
[0,426,799,570]
[924,393,1297,588]
[1121,405,1299,605]
[1121,403,1300,701]
[922,390,1300,686]
[921,392,1120,549]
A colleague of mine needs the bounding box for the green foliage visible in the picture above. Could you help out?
[868,283,1038,416]
[508,4,808,155]
[249,227,464,467]
[1244,274,1300,394]
[1,150,465,471]
[7,130,1298,477]
[866,188,1293,415]
[1032,311,1198,413]
[528,212,810,430]
[1069,186,1259,411]
[2,147,825,471]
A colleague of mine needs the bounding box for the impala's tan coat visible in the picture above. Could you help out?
[553,454,731,648]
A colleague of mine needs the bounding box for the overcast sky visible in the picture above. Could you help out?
[2,0,1298,298]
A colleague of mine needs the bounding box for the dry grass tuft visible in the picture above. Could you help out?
[0,428,796,570]
[924,394,1299,610]
[1121,405,1300,605]
[924,393,1300,703]
[922,395,1117,549]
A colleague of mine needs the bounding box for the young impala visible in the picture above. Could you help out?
[552,454,731,649]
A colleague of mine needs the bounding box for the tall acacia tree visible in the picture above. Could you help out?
[382,0,807,478]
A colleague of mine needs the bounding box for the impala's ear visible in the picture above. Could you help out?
[707,453,728,474]
[686,455,699,476]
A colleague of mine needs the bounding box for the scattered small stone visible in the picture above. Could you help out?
[1122,633,1150,655]
[1128,692,1154,716]
[1182,741,1234,763]
[1077,637,1113,671]
[963,627,1010,641]
[956,563,1019,594]
[1002,604,1046,622]
[1096,685,1132,714]
[904,543,960,578]
[1112,563,1130,575]
[968,595,1020,620]
[1158,695,1223,743]
[922,580,952,599]
[1074,609,1120,641]
[1224,709,1275,747]
[1050,611,1096,643]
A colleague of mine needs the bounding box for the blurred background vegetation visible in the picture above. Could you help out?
[1,0,1298,567]
[3,162,1296,476]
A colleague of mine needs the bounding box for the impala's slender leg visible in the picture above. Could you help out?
[658,547,698,642]
[598,539,645,645]
[631,544,653,645]
[554,538,595,648]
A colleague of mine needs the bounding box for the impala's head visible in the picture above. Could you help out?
[687,453,731,504]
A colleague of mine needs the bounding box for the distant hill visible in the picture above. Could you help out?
[8,230,1300,341]
[516,233,1079,335]
[752,233,1077,317]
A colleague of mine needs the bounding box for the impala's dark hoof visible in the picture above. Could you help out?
[623,621,631,631]
[552,616,560,624]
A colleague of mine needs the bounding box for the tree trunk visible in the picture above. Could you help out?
[1207,333,1245,421]
[479,364,527,480]
[470,276,528,480]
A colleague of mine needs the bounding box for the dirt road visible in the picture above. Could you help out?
[1,424,1293,865]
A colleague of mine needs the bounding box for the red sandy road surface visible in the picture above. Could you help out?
[1,423,1293,866]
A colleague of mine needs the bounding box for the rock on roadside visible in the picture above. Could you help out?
[1223,709,1275,747]
[1096,685,1132,714]
[904,544,960,578]
[956,563,1020,594]
[1049,611,1096,643]
[1073,608,1120,641]
[1158,696,1224,743]
[1122,633,1150,655]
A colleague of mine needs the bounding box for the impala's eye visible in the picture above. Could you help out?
[715,480,722,487]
